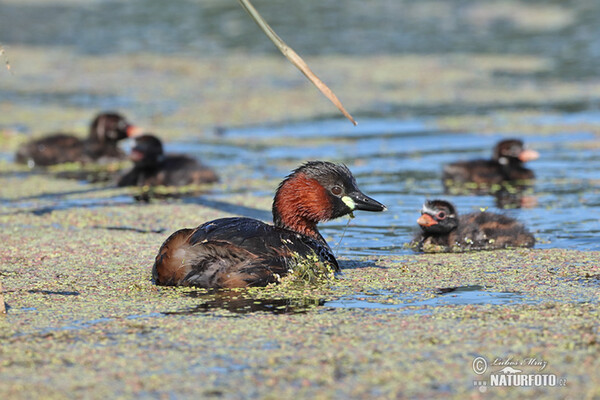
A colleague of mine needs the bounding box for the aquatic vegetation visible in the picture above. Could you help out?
[2,1,600,397]
[282,251,336,286]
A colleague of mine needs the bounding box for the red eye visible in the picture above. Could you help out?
[436,211,446,220]
[331,186,343,196]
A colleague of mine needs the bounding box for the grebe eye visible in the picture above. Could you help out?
[331,186,343,196]
[437,211,446,220]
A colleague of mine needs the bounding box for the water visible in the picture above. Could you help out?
[2,1,599,253]
[1,0,599,314]
[2,1,600,80]
[145,284,551,315]
[164,292,325,316]
[166,116,600,257]
[325,285,537,312]
[152,285,536,315]
[2,115,598,256]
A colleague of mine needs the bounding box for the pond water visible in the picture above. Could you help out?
[154,285,537,316]
[1,0,598,258]
[2,0,600,80]
[2,114,598,258]
[325,285,538,311]
[166,115,600,258]
[1,0,599,316]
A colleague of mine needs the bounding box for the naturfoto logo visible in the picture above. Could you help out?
[472,356,567,392]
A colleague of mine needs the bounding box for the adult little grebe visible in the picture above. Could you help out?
[15,112,140,167]
[411,199,535,252]
[117,134,218,187]
[443,139,539,187]
[153,161,386,288]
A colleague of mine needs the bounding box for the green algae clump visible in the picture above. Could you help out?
[281,252,336,286]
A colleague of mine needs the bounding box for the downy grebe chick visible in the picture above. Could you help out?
[117,134,218,187]
[152,161,386,288]
[443,139,539,188]
[15,112,140,167]
[411,199,535,252]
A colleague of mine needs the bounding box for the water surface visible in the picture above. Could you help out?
[169,116,599,257]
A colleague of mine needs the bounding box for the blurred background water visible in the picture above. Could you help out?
[2,0,600,80]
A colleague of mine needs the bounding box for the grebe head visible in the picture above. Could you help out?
[417,199,459,234]
[494,139,539,165]
[272,161,386,238]
[129,134,164,167]
[90,112,140,143]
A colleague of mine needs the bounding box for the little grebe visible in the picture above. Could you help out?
[117,134,218,187]
[443,139,539,187]
[15,112,139,167]
[412,199,535,252]
[152,161,386,288]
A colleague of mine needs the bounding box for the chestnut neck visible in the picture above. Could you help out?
[272,173,333,242]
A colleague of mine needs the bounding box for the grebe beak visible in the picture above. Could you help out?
[518,149,539,162]
[345,191,387,212]
[126,125,144,138]
[417,213,438,227]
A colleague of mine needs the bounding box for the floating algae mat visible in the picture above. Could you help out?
[2,0,600,396]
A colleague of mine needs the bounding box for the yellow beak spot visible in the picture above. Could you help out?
[342,196,356,210]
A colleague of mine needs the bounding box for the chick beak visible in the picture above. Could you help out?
[126,125,144,138]
[417,213,438,227]
[518,149,539,162]
[345,191,387,212]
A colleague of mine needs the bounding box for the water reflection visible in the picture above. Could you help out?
[162,290,325,315]
[444,182,537,209]
[326,285,537,311]
[160,285,539,316]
